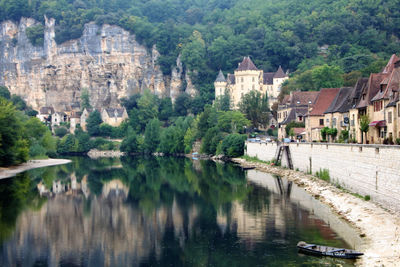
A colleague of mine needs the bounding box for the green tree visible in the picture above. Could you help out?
[217,111,250,133]
[120,128,140,153]
[359,115,370,144]
[0,86,10,99]
[143,119,161,153]
[26,24,44,46]
[239,90,269,129]
[311,64,344,90]
[158,97,173,121]
[86,110,102,136]
[221,133,246,157]
[181,31,206,70]
[214,90,230,111]
[0,98,29,166]
[174,93,192,116]
[80,88,91,110]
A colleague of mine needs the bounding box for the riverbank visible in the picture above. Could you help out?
[232,158,400,267]
[0,159,72,179]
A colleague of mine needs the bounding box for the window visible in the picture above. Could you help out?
[319,119,324,126]
[298,116,302,121]
[252,84,255,90]
[388,111,392,124]
[241,77,244,83]
[326,118,329,123]
[332,118,336,127]
[252,77,255,82]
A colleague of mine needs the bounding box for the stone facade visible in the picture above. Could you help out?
[214,57,288,109]
[246,142,400,212]
[0,17,193,111]
[101,107,128,127]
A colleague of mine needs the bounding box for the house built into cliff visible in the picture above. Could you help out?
[214,57,288,109]
[101,108,129,127]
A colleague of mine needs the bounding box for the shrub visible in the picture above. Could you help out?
[54,127,68,137]
[364,195,371,201]
[316,168,330,182]
[221,133,246,157]
[396,138,400,145]
[26,24,44,46]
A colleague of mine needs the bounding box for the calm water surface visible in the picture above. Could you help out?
[0,157,356,266]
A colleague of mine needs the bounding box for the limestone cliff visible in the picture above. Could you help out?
[0,17,194,111]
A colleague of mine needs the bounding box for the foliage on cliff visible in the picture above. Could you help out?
[1,0,399,106]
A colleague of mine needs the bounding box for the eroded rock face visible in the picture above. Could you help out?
[0,17,194,111]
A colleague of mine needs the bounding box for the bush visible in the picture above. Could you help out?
[221,133,246,157]
[54,127,68,137]
[396,138,400,145]
[316,168,330,182]
[26,24,44,46]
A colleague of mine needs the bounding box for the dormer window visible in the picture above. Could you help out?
[296,101,300,104]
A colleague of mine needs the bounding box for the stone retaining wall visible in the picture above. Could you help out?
[246,142,400,212]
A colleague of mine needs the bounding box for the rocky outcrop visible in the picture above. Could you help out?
[0,17,195,111]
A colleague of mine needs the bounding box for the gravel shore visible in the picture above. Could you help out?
[232,158,400,267]
[0,159,72,179]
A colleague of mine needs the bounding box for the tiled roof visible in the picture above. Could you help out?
[104,108,126,118]
[236,56,258,71]
[281,107,308,125]
[386,91,399,108]
[335,87,356,113]
[227,74,235,84]
[382,54,399,74]
[215,70,226,82]
[309,88,340,116]
[281,95,290,105]
[293,127,306,135]
[273,66,287,78]
[290,91,319,107]
[263,72,275,85]
[356,73,388,109]
[324,87,353,114]
[39,106,54,114]
[349,78,368,108]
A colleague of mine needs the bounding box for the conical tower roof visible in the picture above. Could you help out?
[273,66,287,78]
[215,70,226,82]
[236,56,258,71]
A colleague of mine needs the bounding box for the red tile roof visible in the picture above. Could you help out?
[273,66,288,78]
[293,127,306,135]
[290,91,319,106]
[309,88,340,116]
[382,54,399,74]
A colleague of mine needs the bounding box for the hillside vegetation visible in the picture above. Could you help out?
[1,0,400,103]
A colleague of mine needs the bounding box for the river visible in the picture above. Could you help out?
[0,156,358,266]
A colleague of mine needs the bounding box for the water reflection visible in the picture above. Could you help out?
[0,157,355,266]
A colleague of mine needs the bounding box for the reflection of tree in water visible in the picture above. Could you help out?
[0,157,353,267]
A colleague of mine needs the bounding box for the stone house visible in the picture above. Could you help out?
[214,57,288,109]
[37,106,54,123]
[305,88,340,141]
[70,111,82,133]
[277,91,318,139]
[80,108,93,131]
[348,78,369,142]
[101,107,128,127]
[51,112,68,127]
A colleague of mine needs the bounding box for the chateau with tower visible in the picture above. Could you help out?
[214,57,288,109]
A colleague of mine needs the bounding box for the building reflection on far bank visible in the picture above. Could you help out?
[0,157,351,267]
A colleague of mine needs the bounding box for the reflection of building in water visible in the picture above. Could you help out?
[5,182,202,267]
[102,179,129,200]
[37,174,91,198]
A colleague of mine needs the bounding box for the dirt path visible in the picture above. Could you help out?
[0,159,71,179]
[232,158,400,267]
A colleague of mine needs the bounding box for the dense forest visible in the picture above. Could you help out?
[1,0,399,104]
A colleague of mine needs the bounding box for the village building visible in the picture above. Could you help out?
[305,88,340,141]
[277,91,318,139]
[323,87,353,140]
[101,108,129,127]
[353,54,400,143]
[348,78,369,142]
[80,108,93,131]
[369,58,400,143]
[37,106,54,123]
[214,57,288,109]
[70,111,82,133]
[51,112,68,127]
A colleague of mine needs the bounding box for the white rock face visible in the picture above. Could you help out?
[0,18,194,110]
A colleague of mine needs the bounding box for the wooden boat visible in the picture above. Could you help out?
[297,241,363,259]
